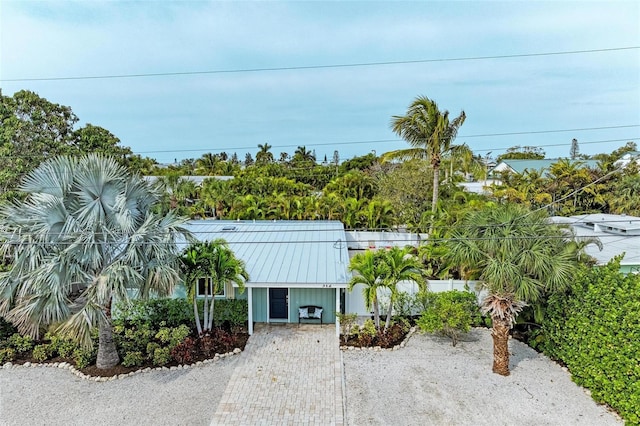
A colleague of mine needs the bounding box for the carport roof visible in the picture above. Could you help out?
[183,220,350,288]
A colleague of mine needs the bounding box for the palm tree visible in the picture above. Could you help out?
[445,203,585,376]
[293,146,315,164]
[379,247,424,330]
[384,96,466,213]
[179,240,248,335]
[256,143,274,165]
[348,250,387,328]
[0,154,192,369]
[195,152,220,175]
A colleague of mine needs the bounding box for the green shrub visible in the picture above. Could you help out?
[7,333,34,354]
[392,292,418,318]
[114,298,193,329]
[72,347,96,369]
[46,333,78,358]
[542,260,640,425]
[155,325,191,349]
[32,345,50,362]
[146,342,160,359]
[336,313,358,344]
[417,290,478,346]
[357,319,377,346]
[212,299,248,329]
[152,347,171,366]
[122,351,145,367]
[0,347,16,364]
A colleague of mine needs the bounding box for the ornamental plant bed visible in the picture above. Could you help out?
[2,330,249,378]
[342,323,408,349]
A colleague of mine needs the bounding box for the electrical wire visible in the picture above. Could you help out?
[3,46,638,82]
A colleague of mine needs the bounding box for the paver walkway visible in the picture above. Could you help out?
[212,323,344,426]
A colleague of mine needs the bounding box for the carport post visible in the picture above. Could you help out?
[335,288,340,337]
[248,287,253,335]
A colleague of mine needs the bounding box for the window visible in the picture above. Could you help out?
[197,277,225,297]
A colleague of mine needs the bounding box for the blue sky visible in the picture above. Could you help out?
[1,1,639,164]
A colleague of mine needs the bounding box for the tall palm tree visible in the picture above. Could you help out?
[348,250,387,328]
[384,96,466,213]
[179,240,248,335]
[445,203,586,376]
[0,154,192,369]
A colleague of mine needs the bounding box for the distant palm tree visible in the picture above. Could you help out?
[195,152,220,175]
[445,203,589,376]
[293,146,315,164]
[384,96,466,213]
[0,154,192,369]
[256,143,274,165]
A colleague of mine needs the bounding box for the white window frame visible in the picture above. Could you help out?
[196,277,226,298]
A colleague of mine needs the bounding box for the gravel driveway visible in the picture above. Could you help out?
[0,328,623,425]
[343,328,621,426]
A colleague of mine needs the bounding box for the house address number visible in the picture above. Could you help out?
[322,284,333,288]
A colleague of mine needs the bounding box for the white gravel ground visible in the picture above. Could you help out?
[0,355,241,426]
[342,328,622,426]
[0,328,623,425]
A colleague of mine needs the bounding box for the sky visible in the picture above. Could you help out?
[1,1,639,165]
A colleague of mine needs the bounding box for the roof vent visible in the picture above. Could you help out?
[221,226,237,232]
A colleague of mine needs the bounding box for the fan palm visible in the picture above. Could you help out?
[0,154,192,369]
[445,203,586,376]
[384,96,466,213]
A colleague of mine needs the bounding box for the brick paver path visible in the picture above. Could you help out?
[212,324,344,426]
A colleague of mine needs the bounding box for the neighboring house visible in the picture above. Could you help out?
[491,159,599,175]
[614,152,640,169]
[551,213,640,274]
[178,220,350,336]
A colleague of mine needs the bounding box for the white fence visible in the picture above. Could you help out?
[345,279,486,316]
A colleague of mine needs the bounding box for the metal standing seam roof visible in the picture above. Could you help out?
[551,214,640,266]
[182,220,350,288]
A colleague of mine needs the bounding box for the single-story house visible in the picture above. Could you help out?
[177,220,351,336]
[491,159,599,175]
[551,213,640,274]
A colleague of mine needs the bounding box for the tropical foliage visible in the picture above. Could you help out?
[0,154,191,369]
[179,240,249,335]
[444,203,587,375]
[541,259,640,425]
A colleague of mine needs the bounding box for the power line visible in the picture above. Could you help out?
[3,46,638,82]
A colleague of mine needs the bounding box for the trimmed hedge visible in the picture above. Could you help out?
[542,260,640,425]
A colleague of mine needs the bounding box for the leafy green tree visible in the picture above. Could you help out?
[445,203,584,376]
[339,153,377,173]
[179,240,248,335]
[0,154,191,369]
[496,145,545,162]
[376,159,433,228]
[384,96,466,213]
